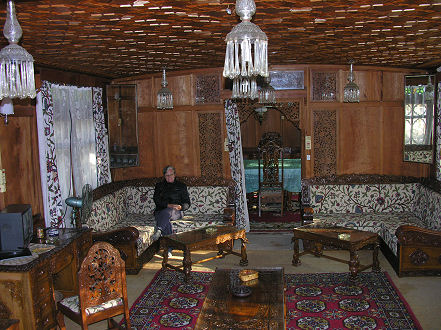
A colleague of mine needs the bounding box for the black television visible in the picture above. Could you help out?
[0,204,33,260]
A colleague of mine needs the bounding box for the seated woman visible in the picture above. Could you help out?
[151,165,191,249]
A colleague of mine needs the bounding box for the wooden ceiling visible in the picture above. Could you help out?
[1,0,440,79]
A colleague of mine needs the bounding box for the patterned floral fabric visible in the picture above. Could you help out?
[225,99,250,231]
[59,295,123,315]
[310,183,417,213]
[92,87,111,186]
[125,186,156,215]
[87,185,230,256]
[123,186,229,216]
[413,184,441,230]
[437,82,441,181]
[39,81,65,227]
[186,186,228,214]
[88,188,128,231]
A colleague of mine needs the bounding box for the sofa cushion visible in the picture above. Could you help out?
[172,214,226,233]
[310,183,417,214]
[187,186,229,214]
[88,189,127,231]
[313,212,423,255]
[125,186,155,215]
[413,184,441,230]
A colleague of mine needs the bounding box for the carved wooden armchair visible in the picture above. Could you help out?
[56,241,131,329]
[257,132,284,216]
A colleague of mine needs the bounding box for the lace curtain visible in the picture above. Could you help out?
[37,82,110,227]
[224,99,249,231]
[404,84,434,146]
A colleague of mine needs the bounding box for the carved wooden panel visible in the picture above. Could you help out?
[312,71,337,101]
[198,113,223,178]
[313,110,337,176]
[269,71,304,90]
[195,74,221,104]
[235,100,300,127]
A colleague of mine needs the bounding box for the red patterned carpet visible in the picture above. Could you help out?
[121,269,421,329]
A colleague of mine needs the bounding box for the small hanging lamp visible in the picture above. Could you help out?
[258,76,276,105]
[0,0,36,100]
[343,60,360,103]
[157,68,173,110]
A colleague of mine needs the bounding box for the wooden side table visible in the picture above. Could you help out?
[161,225,248,281]
[292,223,380,279]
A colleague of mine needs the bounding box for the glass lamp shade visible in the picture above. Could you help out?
[223,0,268,81]
[232,77,258,99]
[0,97,14,124]
[259,78,276,104]
[343,63,360,103]
[0,97,13,115]
[157,69,173,110]
[0,1,36,100]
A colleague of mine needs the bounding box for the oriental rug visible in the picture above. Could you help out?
[121,269,421,329]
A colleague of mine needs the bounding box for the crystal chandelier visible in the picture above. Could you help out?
[0,0,36,100]
[343,60,360,103]
[157,68,173,110]
[258,76,276,105]
[223,0,268,99]
[232,77,258,99]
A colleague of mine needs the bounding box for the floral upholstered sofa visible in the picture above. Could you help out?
[87,177,236,274]
[301,175,441,276]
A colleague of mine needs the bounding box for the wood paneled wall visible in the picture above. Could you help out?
[0,65,432,224]
[0,105,42,215]
[114,65,430,181]
[305,67,429,178]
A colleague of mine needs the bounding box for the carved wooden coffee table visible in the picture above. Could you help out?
[160,225,248,282]
[194,267,285,330]
[292,222,380,279]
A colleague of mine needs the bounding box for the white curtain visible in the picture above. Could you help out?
[37,82,101,228]
[50,85,97,224]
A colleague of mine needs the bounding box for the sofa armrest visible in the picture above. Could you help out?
[92,226,140,245]
[223,207,235,225]
[396,225,441,247]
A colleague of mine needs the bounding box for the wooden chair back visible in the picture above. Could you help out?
[258,132,284,189]
[57,241,131,329]
[257,132,284,216]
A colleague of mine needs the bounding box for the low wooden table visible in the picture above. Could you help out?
[292,222,380,279]
[160,225,248,282]
[195,267,285,330]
